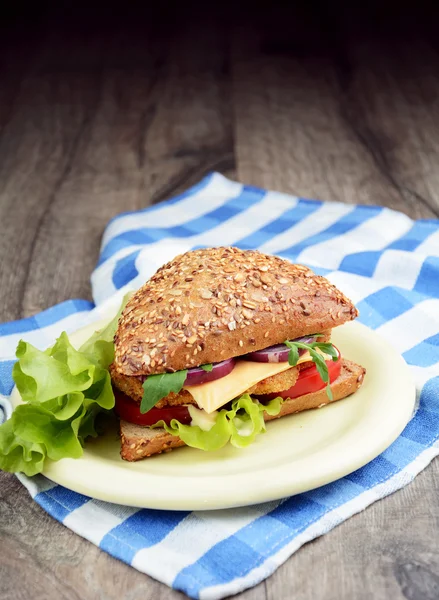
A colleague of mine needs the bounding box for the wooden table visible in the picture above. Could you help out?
[1,3,439,599]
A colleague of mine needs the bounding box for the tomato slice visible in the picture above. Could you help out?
[255,352,342,401]
[114,389,191,426]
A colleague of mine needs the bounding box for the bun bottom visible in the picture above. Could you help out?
[119,358,365,462]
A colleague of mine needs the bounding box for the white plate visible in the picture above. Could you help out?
[11,320,416,511]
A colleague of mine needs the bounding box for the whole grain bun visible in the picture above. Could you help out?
[114,247,358,376]
[119,358,365,461]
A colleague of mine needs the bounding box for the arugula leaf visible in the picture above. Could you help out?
[287,344,299,367]
[312,343,339,361]
[141,370,188,414]
[284,339,339,400]
[200,364,213,372]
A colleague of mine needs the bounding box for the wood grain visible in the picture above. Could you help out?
[1,3,439,599]
[232,6,439,218]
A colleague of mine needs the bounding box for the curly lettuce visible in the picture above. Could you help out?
[0,299,128,476]
[156,394,283,451]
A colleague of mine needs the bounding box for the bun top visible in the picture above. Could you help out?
[113,247,358,376]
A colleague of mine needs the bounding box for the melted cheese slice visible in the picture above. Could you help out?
[184,352,314,414]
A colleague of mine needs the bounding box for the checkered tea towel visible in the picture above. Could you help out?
[1,173,439,599]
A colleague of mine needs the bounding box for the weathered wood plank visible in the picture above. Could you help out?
[1,5,439,600]
[232,24,439,219]
[0,17,234,320]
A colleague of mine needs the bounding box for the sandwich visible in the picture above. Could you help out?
[110,247,365,461]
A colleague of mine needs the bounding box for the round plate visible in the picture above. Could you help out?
[11,320,416,511]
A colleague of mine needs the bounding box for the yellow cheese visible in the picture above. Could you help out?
[184,352,314,414]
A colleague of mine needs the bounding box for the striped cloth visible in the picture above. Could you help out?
[1,172,439,599]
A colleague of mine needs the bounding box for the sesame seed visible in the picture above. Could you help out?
[242,300,257,309]
[264,331,269,338]
[239,340,244,347]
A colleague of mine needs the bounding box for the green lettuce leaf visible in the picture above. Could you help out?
[200,364,213,372]
[156,394,283,451]
[0,296,130,475]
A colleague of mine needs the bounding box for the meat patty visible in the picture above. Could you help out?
[112,363,303,408]
[247,366,299,394]
[110,363,194,407]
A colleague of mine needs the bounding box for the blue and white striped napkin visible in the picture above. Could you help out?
[1,172,439,599]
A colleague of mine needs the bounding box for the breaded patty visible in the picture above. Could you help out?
[111,363,305,407]
[246,366,299,394]
[110,363,194,407]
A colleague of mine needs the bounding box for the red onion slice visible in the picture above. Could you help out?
[245,335,320,363]
[184,358,236,386]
